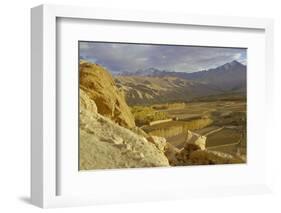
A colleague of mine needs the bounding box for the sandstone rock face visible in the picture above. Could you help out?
[79,61,135,128]
[79,99,169,170]
[147,136,167,152]
[79,88,97,113]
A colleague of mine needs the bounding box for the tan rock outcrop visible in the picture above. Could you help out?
[79,88,97,113]
[184,130,206,151]
[79,100,169,170]
[164,130,244,166]
[147,136,167,152]
[79,61,135,128]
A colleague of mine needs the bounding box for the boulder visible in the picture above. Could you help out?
[165,130,244,166]
[184,130,206,151]
[79,61,135,128]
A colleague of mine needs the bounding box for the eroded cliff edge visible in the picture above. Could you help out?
[79,61,169,170]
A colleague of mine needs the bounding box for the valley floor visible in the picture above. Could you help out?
[136,100,247,160]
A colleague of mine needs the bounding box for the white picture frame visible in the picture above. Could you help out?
[31,4,274,208]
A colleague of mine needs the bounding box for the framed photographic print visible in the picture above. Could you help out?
[31,4,274,208]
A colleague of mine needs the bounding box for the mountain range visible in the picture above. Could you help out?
[114,60,246,105]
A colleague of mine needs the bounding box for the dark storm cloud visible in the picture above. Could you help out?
[79,42,246,73]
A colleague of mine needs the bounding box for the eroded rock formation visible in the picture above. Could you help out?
[147,136,167,153]
[164,130,244,166]
[80,61,135,128]
[79,88,169,170]
[184,130,206,151]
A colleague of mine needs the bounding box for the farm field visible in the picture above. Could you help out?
[134,100,246,158]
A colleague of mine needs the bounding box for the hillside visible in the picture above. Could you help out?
[115,60,246,105]
[185,60,247,91]
[116,76,228,105]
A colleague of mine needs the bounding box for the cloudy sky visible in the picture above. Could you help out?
[79,41,246,73]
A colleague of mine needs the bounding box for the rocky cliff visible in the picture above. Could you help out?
[80,61,135,128]
[79,89,169,170]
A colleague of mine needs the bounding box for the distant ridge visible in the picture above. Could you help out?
[118,60,246,90]
[114,60,246,105]
[119,60,245,77]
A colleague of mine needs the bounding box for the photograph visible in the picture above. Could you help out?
[25,2,278,210]
[79,41,247,170]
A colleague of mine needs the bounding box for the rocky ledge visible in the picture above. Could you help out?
[79,89,169,170]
